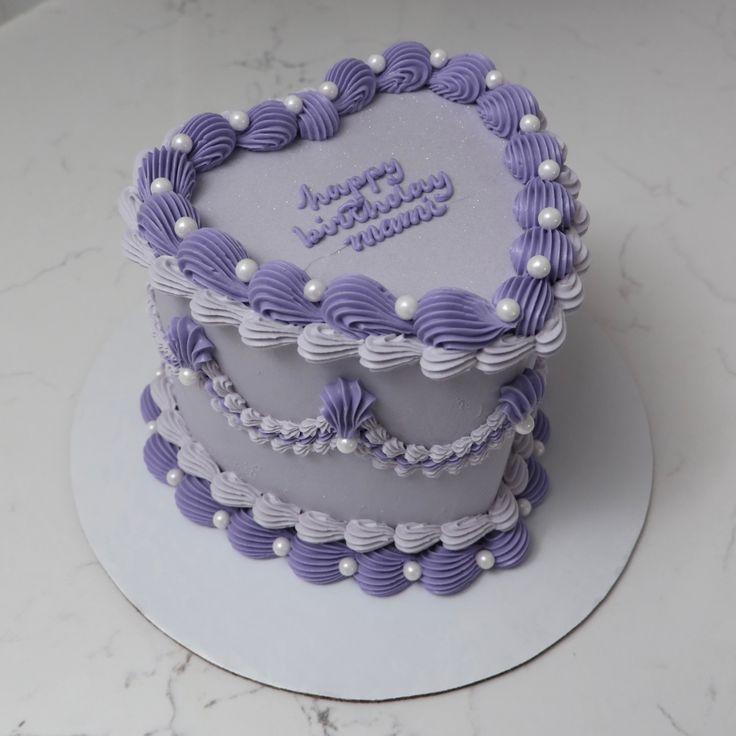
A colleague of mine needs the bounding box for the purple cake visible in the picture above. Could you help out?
[121,42,589,597]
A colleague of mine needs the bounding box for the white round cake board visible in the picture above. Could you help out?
[71,307,652,701]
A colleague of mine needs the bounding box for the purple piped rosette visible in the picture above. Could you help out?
[125,41,588,360]
[139,373,546,597]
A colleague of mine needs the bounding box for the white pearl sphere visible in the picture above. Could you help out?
[366,54,386,73]
[272,536,291,557]
[485,69,504,89]
[336,437,358,454]
[212,510,230,529]
[496,297,521,323]
[534,439,546,457]
[154,368,164,379]
[166,468,183,487]
[171,133,193,154]
[519,113,541,133]
[228,110,250,131]
[319,81,339,100]
[146,420,157,435]
[538,207,562,230]
[518,498,533,517]
[394,294,418,320]
[403,560,423,582]
[338,557,358,577]
[235,258,259,283]
[475,549,496,570]
[526,255,552,279]
[538,159,561,181]
[430,48,448,68]
[283,94,303,114]
[514,415,536,435]
[150,177,173,195]
[303,278,326,302]
[174,216,198,238]
[178,367,198,386]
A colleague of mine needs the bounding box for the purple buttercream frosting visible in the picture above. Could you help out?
[354,546,413,596]
[227,509,290,559]
[322,275,415,339]
[137,192,200,258]
[165,316,214,370]
[137,147,196,200]
[421,544,483,595]
[494,276,554,336]
[296,91,340,141]
[248,261,323,324]
[143,433,178,483]
[513,178,576,230]
[180,113,237,172]
[288,538,351,584]
[510,227,574,282]
[376,41,432,93]
[533,408,551,444]
[139,384,160,422]
[175,474,223,526]
[485,523,529,567]
[237,100,298,151]
[429,53,494,104]
[320,378,376,438]
[498,368,546,423]
[476,84,540,139]
[176,228,250,302]
[325,58,377,115]
[519,456,549,507]
[504,132,565,182]
[414,288,509,350]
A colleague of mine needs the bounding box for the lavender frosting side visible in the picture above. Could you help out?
[504,132,565,182]
[498,368,546,423]
[248,261,323,324]
[227,509,289,559]
[421,544,483,595]
[140,385,160,422]
[296,91,340,141]
[325,58,377,115]
[533,408,551,444]
[476,84,540,139]
[486,523,529,567]
[179,112,237,172]
[137,192,200,258]
[519,455,550,507]
[137,147,196,200]
[376,41,432,93]
[354,546,413,596]
[165,316,214,370]
[513,178,577,230]
[494,276,554,337]
[429,53,494,104]
[288,538,351,585]
[175,474,225,526]
[509,227,574,281]
[143,433,178,483]
[320,378,376,439]
[236,100,298,151]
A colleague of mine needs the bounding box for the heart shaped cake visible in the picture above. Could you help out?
[120,41,590,596]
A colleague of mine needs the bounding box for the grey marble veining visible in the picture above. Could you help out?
[1,0,735,733]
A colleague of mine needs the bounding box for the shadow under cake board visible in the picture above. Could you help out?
[71,307,652,701]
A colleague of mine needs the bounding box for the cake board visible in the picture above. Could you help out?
[71,307,652,701]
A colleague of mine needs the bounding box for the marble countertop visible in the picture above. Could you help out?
[1,0,734,733]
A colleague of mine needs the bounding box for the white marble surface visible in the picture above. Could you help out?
[1,0,734,733]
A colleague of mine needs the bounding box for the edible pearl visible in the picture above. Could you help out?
[272,536,291,557]
[526,255,552,279]
[534,439,546,457]
[538,159,561,181]
[475,550,496,570]
[514,415,536,435]
[394,294,418,320]
[518,498,533,517]
[538,207,562,230]
[171,133,193,154]
[338,557,358,577]
[485,69,504,89]
[227,110,250,131]
[174,216,198,238]
[319,81,339,100]
[403,560,422,582]
[366,54,386,73]
[336,437,358,454]
[496,298,521,323]
[303,278,326,302]
[146,420,157,435]
[154,368,164,379]
[283,94,303,114]
[150,177,173,195]
[519,114,541,133]
[235,258,259,283]
[166,468,183,487]
[430,48,448,68]
[212,510,230,529]
[212,509,230,529]
[178,367,198,386]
